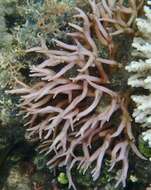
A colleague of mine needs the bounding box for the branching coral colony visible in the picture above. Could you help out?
[10,0,145,189]
[126,2,151,148]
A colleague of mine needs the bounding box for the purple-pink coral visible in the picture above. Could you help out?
[10,0,145,189]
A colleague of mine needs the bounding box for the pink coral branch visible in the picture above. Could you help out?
[9,1,145,189]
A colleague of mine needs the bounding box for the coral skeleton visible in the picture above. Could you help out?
[10,0,145,189]
[126,2,151,147]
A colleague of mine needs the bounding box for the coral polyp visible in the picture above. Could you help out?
[10,0,145,189]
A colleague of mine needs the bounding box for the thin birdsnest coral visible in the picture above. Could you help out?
[96,0,144,36]
[11,78,145,188]
[9,0,145,189]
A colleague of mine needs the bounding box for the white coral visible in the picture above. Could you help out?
[132,38,151,58]
[136,5,151,38]
[126,59,151,72]
[126,3,151,147]
[142,129,151,147]
[132,95,151,126]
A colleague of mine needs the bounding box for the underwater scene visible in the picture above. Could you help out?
[1,0,151,189]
